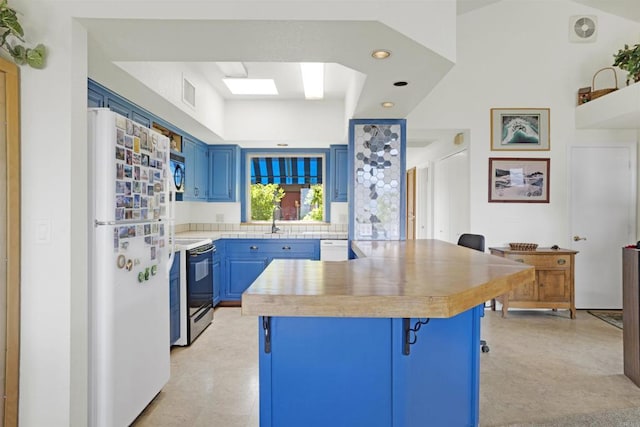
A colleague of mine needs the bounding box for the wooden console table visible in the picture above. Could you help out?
[489,247,578,319]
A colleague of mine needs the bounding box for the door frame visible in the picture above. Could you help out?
[1,56,20,427]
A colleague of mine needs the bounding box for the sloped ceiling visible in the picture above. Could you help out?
[458,0,640,22]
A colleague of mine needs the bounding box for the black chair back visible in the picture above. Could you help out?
[457,234,485,252]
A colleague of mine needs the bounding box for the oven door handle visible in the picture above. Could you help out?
[190,247,215,256]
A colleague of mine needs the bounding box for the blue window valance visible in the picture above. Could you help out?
[250,157,323,185]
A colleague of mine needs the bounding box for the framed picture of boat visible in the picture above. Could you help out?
[488,157,550,203]
[490,108,550,151]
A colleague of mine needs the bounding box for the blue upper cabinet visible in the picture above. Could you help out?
[131,109,152,128]
[195,142,209,200]
[330,145,348,202]
[182,138,196,200]
[88,86,104,108]
[183,136,209,201]
[87,79,240,205]
[209,145,240,202]
[105,94,131,118]
[88,80,151,127]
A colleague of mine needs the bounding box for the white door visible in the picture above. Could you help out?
[570,144,636,309]
[433,150,469,243]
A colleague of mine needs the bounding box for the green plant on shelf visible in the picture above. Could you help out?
[613,43,640,86]
[0,0,46,69]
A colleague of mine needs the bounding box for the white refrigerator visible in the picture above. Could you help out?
[88,108,174,426]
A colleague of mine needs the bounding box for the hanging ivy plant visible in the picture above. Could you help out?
[0,0,46,69]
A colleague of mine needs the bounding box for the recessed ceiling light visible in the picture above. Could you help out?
[371,50,391,59]
[222,78,278,95]
[393,81,408,87]
[381,101,395,108]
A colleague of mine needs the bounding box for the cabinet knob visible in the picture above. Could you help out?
[557,259,566,265]
[250,246,258,250]
[282,246,291,250]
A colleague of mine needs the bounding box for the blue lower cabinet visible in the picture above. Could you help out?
[213,248,222,306]
[169,252,180,345]
[226,257,269,300]
[258,306,482,427]
[220,239,320,302]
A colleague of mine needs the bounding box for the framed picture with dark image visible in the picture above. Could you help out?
[488,157,550,203]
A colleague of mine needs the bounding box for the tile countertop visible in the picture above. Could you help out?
[174,231,349,241]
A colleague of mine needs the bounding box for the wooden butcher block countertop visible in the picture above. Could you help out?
[241,239,535,318]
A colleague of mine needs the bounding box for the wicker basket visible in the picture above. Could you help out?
[509,242,538,251]
[590,67,618,100]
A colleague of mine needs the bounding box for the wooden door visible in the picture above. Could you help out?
[406,167,416,240]
[570,145,636,309]
[0,57,20,427]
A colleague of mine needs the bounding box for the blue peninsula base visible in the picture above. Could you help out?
[258,305,483,427]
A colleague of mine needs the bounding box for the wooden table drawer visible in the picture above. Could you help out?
[505,253,571,268]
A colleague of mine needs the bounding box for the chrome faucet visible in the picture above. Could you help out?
[271,205,281,233]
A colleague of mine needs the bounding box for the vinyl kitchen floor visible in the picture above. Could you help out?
[133,308,640,427]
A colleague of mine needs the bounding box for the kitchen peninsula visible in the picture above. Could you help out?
[242,239,535,427]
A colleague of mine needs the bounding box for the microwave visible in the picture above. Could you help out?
[169,153,185,193]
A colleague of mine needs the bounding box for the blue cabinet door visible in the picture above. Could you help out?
[105,95,131,118]
[330,145,348,202]
[182,137,196,200]
[88,87,104,108]
[169,253,181,345]
[183,136,208,201]
[132,109,151,127]
[213,249,222,306]
[195,143,209,200]
[261,317,393,427]
[209,145,239,202]
[225,257,269,300]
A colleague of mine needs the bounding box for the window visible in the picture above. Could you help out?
[244,152,328,223]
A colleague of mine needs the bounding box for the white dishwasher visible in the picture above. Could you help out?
[320,239,349,261]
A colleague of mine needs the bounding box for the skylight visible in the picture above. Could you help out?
[300,63,324,100]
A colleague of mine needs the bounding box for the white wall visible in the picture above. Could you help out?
[224,100,346,147]
[174,201,241,224]
[407,0,640,249]
[115,61,226,139]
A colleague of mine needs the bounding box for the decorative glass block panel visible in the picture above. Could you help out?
[350,120,405,240]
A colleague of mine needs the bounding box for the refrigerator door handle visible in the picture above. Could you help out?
[165,187,176,277]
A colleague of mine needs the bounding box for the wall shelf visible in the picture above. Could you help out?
[575,82,640,129]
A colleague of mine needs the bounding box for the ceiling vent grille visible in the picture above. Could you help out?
[569,15,597,43]
[182,76,196,108]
